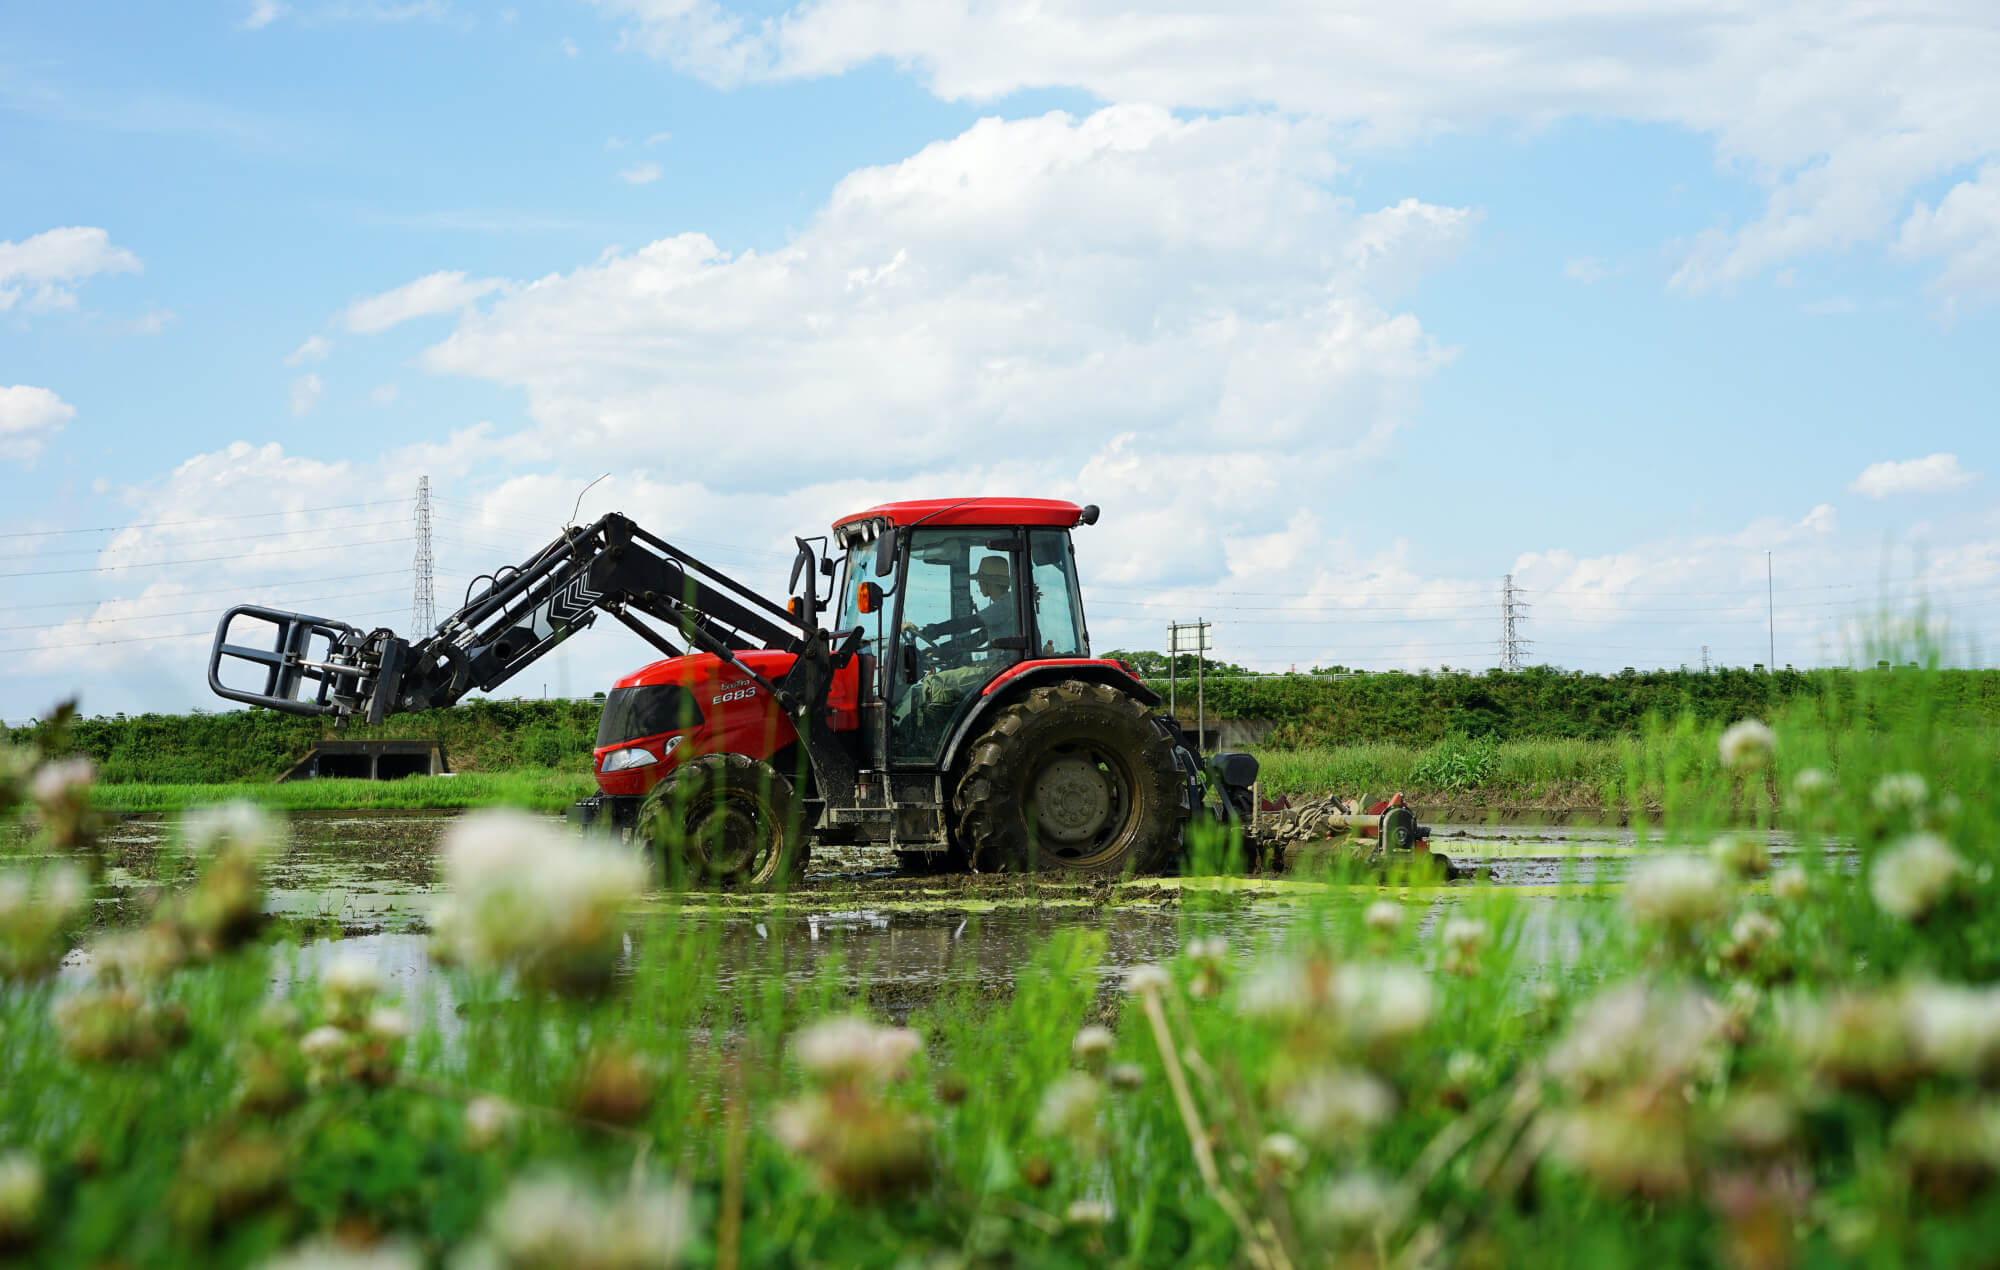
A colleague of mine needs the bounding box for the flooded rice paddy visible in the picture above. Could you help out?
[19,811,1845,1011]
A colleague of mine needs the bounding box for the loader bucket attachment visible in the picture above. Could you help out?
[209,605,374,718]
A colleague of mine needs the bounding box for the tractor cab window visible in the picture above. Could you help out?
[890,529,1025,763]
[1028,530,1088,659]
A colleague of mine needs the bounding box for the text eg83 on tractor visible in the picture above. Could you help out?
[208,498,1263,885]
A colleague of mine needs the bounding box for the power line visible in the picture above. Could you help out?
[0,536,413,579]
[13,517,410,560]
[0,607,405,656]
[0,499,409,540]
[0,588,405,633]
[0,569,407,613]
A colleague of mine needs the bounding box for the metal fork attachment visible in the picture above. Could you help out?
[208,606,396,719]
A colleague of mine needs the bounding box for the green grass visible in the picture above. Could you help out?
[6,651,2000,1267]
[89,770,595,814]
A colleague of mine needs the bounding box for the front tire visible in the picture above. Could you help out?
[954,680,1188,876]
[635,753,808,889]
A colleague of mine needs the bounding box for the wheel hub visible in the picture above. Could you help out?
[1031,754,1113,844]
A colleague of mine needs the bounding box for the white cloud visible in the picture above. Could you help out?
[645,131,672,146]
[0,227,141,312]
[1896,162,2000,310]
[1564,257,1610,284]
[561,36,579,57]
[289,372,324,417]
[370,382,400,405]
[342,270,505,333]
[617,161,663,185]
[598,0,2000,293]
[421,107,1469,511]
[1850,454,1980,499]
[285,334,333,365]
[0,385,76,462]
[243,0,284,29]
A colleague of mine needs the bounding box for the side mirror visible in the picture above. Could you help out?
[873,527,899,577]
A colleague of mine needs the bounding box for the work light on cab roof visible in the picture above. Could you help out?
[207,495,1252,885]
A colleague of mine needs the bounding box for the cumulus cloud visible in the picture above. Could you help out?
[422,107,1469,516]
[242,0,284,29]
[1896,162,2000,309]
[597,0,2000,293]
[0,227,141,312]
[289,372,324,416]
[0,385,76,462]
[1850,454,1980,499]
[617,160,663,185]
[286,334,333,365]
[342,270,506,333]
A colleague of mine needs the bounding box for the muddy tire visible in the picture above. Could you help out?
[636,753,808,889]
[954,679,1188,875]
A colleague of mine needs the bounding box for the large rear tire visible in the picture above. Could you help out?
[954,680,1188,876]
[636,753,808,889]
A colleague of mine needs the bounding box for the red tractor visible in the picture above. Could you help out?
[210,498,1258,883]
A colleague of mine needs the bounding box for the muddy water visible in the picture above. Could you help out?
[19,811,1840,1006]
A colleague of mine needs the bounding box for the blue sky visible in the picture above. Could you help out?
[4,1,1997,719]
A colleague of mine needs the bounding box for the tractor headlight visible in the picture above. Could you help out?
[600,748,656,772]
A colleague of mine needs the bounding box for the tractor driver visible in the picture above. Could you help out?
[908,555,1019,707]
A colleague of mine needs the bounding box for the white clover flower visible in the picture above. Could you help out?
[1235,960,1318,1021]
[1063,1199,1114,1228]
[436,810,647,990]
[1122,963,1171,996]
[1332,962,1434,1049]
[1871,772,1928,815]
[0,1151,44,1239]
[1728,910,1780,952]
[1869,833,1965,921]
[365,1007,411,1042]
[321,953,381,1003]
[791,1017,921,1085]
[1185,936,1228,962]
[482,1172,691,1268]
[1769,868,1810,903]
[1623,856,1732,932]
[1363,900,1401,936]
[1035,1073,1103,1142]
[300,1025,348,1060]
[1284,1069,1395,1145]
[1547,1096,1691,1196]
[1105,1062,1146,1091]
[1791,767,1833,800]
[1258,1131,1308,1175]
[1904,982,2000,1077]
[1547,982,1720,1094]
[463,1096,517,1149]
[182,801,282,860]
[254,1240,422,1270]
[1071,1024,1115,1066]
[1313,1171,1391,1237]
[1708,834,1771,879]
[1445,1050,1489,1088]
[31,756,95,806]
[1718,719,1776,770]
[90,926,184,986]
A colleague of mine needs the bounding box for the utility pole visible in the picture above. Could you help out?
[412,475,436,636]
[1766,551,1775,671]
[1701,644,1711,672]
[1167,619,1213,746]
[1500,574,1532,672]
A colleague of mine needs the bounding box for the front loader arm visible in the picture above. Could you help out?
[208,513,818,723]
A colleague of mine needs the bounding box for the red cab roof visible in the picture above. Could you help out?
[832,498,1086,530]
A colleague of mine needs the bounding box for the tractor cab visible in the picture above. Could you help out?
[832,500,1096,768]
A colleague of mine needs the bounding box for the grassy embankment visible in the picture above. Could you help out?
[5,654,2000,1267]
[16,666,1998,815]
